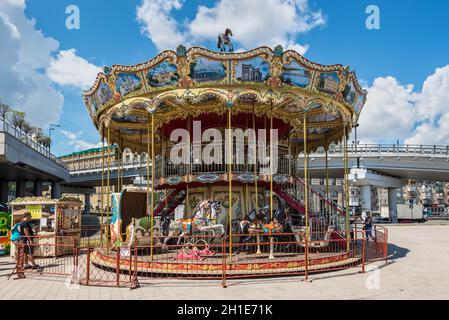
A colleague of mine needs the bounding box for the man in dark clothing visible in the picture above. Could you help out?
[19,212,42,270]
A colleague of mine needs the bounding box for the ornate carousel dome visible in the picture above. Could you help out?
[83,45,367,153]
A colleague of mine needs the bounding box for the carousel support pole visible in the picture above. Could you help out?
[227,105,233,262]
[344,124,350,251]
[106,127,111,250]
[253,103,259,211]
[150,113,155,261]
[270,102,274,221]
[288,122,292,176]
[303,112,311,282]
[269,102,274,260]
[325,148,330,224]
[100,130,105,246]
[147,118,152,260]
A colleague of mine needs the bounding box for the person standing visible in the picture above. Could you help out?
[19,212,42,270]
[364,212,374,241]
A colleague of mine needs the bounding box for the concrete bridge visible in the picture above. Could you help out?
[63,143,449,220]
[0,119,69,205]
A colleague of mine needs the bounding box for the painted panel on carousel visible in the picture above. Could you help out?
[115,73,142,97]
[353,94,364,114]
[281,60,311,88]
[197,173,220,184]
[308,113,340,122]
[249,191,266,211]
[317,72,340,95]
[87,95,99,113]
[167,175,182,185]
[189,57,226,83]
[213,191,242,222]
[235,57,270,83]
[237,173,258,183]
[342,80,357,105]
[112,114,147,125]
[147,61,179,87]
[308,127,332,135]
[96,82,114,106]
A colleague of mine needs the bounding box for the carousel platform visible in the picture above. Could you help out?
[90,248,361,277]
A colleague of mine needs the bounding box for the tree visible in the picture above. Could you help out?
[42,136,51,149]
[22,121,34,136]
[0,100,11,128]
[33,127,45,145]
[10,111,26,131]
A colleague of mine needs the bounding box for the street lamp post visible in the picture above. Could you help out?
[354,123,360,168]
[49,124,61,154]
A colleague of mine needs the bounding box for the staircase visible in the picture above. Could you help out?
[274,176,347,229]
[153,189,187,217]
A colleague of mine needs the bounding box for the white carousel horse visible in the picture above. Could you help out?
[217,28,233,52]
[162,200,225,251]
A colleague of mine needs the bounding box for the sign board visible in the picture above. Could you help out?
[26,205,42,219]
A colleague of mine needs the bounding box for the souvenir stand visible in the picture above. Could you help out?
[9,197,82,257]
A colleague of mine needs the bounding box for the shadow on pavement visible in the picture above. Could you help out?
[388,243,410,260]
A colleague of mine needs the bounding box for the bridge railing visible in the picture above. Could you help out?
[310,143,449,157]
[0,118,68,168]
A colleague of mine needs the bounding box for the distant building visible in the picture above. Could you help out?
[59,146,143,213]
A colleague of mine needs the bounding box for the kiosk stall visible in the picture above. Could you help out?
[9,197,82,257]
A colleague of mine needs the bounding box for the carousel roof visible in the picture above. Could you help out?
[83,45,367,153]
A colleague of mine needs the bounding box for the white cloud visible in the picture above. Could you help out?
[59,130,101,151]
[46,49,102,90]
[136,0,185,51]
[0,1,62,128]
[0,1,101,129]
[136,0,325,52]
[358,66,449,145]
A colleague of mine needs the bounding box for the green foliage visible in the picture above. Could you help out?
[139,216,154,230]
[0,212,11,237]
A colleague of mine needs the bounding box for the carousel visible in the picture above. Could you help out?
[82,42,367,277]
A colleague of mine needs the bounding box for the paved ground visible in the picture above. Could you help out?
[1,223,449,300]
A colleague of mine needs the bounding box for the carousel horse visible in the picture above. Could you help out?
[217,28,233,52]
[235,207,268,254]
[162,200,225,251]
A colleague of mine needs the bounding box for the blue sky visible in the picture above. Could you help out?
[1,0,449,156]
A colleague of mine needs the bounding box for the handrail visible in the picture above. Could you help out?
[0,118,68,169]
[308,143,449,157]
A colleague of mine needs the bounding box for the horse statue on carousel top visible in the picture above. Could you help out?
[217,28,234,52]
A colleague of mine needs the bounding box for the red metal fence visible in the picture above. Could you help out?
[10,226,388,288]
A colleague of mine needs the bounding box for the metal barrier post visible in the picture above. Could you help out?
[361,237,366,273]
[222,236,227,288]
[116,246,121,287]
[86,248,91,286]
[73,246,79,284]
[131,242,139,289]
[303,236,309,282]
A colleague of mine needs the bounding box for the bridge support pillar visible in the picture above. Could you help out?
[388,188,398,223]
[361,185,372,211]
[33,180,43,197]
[16,181,25,198]
[51,181,61,199]
[0,181,8,206]
[84,193,91,215]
